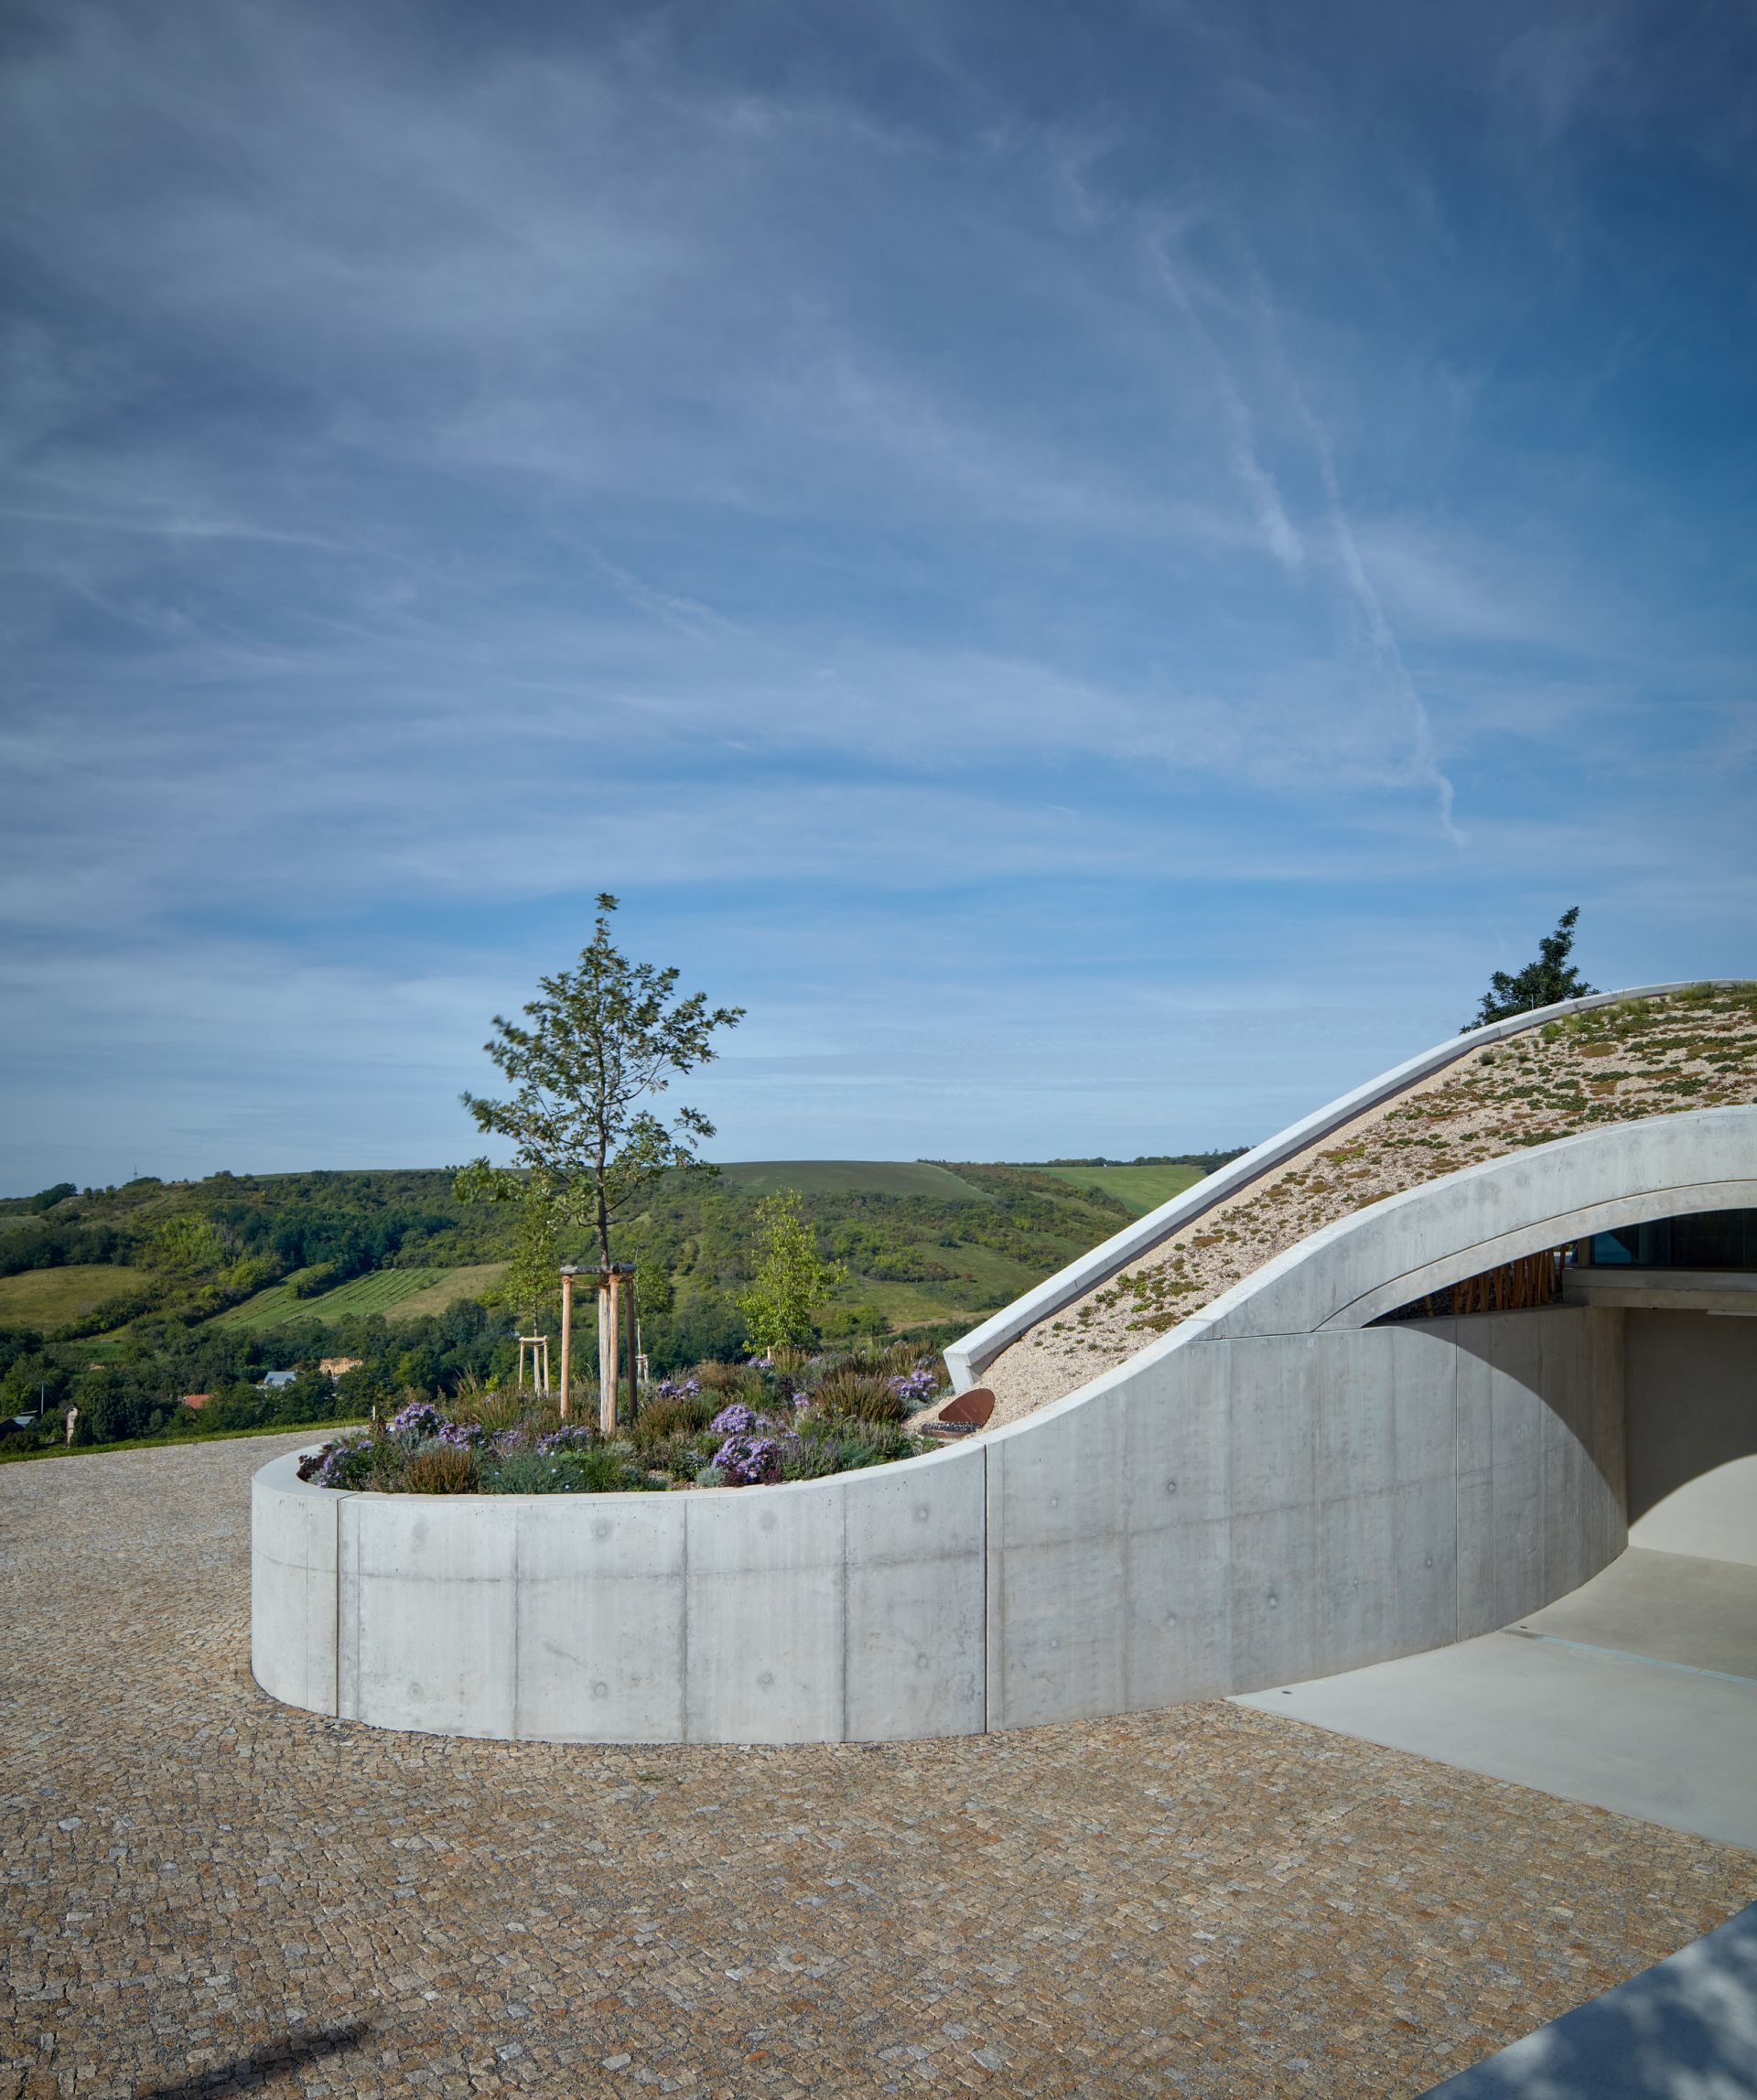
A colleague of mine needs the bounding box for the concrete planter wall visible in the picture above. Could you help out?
[252,1104,1757,1745]
[253,1438,986,1743]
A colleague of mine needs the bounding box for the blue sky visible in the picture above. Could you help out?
[3,0,1754,1190]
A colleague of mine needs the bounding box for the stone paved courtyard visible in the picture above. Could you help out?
[4,1436,1753,2099]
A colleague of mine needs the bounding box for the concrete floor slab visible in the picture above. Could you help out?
[1507,1545,1757,1679]
[1234,1549,1757,1849]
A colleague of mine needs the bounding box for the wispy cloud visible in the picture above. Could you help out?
[1142,229,1307,576]
[1,0,1752,1182]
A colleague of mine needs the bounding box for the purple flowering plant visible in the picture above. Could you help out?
[388,1399,446,1443]
[711,1432,783,1485]
[535,1424,598,1456]
[297,1432,370,1488]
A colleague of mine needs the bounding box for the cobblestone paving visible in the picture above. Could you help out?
[4,1437,1753,2100]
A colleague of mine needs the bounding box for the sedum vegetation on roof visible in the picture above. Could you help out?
[984,982,1757,1424]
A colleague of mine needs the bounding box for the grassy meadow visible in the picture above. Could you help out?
[1029,1163,1210,1214]
[0,1263,151,1329]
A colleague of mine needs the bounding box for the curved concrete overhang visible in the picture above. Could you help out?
[980,1104,1757,1438]
[1210,1105,1757,1339]
[946,981,1746,1390]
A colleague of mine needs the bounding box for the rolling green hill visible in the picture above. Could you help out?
[0,1156,1234,1450]
[1,1155,1231,1378]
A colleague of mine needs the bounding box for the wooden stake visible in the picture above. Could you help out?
[624,1270,639,1425]
[558,1266,577,1420]
[602,1274,620,1435]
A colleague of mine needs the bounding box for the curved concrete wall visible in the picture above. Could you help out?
[253,1105,1757,1743]
[1623,1308,1757,1567]
[254,1438,987,1742]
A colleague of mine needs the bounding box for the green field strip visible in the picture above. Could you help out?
[211,1265,458,1332]
[380,1263,508,1323]
[1029,1164,1208,1215]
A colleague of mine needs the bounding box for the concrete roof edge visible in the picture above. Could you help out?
[976,1103,1757,1440]
[943,978,1751,1389]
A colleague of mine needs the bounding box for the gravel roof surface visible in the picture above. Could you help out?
[982,984,1757,1427]
[4,1432,1754,2098]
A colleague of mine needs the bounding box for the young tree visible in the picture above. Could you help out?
[1466,907,1598,1029]
[738,1190,847,1352]
[487,1180,561,1336]
[457,895,744,1270]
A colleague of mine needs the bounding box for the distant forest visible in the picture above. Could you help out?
[0,1153,1238,1449]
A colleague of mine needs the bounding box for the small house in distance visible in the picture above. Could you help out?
[318,1357,362,1379]
[181,1394,210,1411]
[256,1371,296,1391]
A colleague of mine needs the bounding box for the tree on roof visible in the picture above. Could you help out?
[1466,907,1597,1029]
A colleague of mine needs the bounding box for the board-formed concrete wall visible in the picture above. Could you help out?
[253,1307,1624,1741]
[252,1104,1756,1744]
[981,1308,1625,1731]
[254,1436,986,1741]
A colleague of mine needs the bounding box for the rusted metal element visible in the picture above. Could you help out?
[924,1387,997,1438]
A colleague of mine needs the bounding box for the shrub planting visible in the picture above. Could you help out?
[294,1342,948,1496]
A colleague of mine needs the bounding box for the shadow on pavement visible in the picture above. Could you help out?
[132,2019,372,2098]
[1420,1901,1757,2097]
